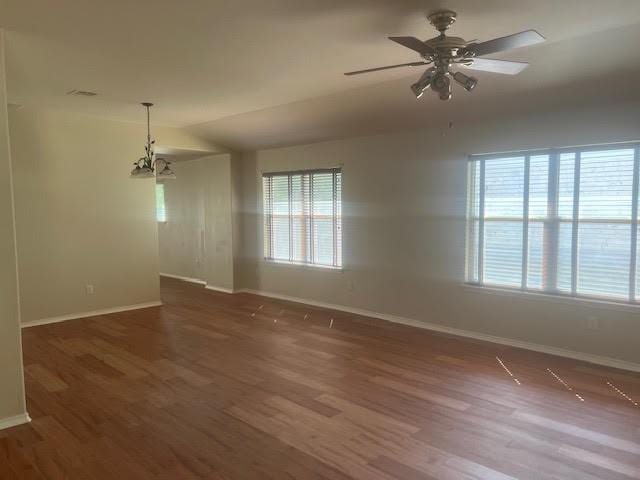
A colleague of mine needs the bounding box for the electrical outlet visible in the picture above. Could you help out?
[587,315,600,331]
[86,284,94,295]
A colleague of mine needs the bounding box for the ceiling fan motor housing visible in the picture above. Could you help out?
[423,36,469,61]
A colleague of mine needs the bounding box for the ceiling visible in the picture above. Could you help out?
[3,0,640,150]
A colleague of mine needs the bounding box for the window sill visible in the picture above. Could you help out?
[462,283,640,313]
[262,259,344,272]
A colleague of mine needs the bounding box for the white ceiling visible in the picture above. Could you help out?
[3,0,640,150]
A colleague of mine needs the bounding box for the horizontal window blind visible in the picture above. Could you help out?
[466,143,640,304]
[263,168,342,268]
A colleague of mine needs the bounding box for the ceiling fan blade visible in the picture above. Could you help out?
[461,58,529,75]
[344,61,428,76]
[467,30,545,57]
[388,36,435,56]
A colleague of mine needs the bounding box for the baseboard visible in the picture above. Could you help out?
[0,413,31,431]
[205,285,235,294]
[160,272,206,285]
[21,301,163,328]
[238,288,640,373]
[160,273,234,294]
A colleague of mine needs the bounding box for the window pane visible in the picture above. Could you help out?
[262,177,272,258]
[484,157,524,218]
[336,172,342,267]
[155,183,166,222]
[556,153,575,293]
[466,161,480,282]
[312,172,335,266]
[575,149,634,299]
[579,149,634,220]
[637,224,640,301]
[271,176,290,261]
[467,218,480,283]
[527,221,544,289]
[484,220,523,287]
[557,221,573,293]
[558,153,575,220]
[290,174,310,263]
[577,223,630,299]
[528,155,549,219]
[483,157,524,287]
[526,155,549,289]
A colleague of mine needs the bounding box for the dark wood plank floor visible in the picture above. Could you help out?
[2,277,640,479]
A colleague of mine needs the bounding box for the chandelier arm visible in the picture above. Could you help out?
[146,104,154,170]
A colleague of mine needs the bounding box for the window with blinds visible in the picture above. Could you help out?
[263,168,342,268]
[467,143,640,303]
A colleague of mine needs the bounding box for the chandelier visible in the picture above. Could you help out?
[130,102,176,179]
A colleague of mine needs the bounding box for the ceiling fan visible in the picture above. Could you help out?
[344,10,545,100]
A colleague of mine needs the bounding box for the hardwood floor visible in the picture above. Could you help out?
[2,277,640,479]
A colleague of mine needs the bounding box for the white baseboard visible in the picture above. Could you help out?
[160,272,207,285]
[238,288,640,373]
[21,301,163,328]
[205,285,235,294]
[160,273,234,294]
[0,413,31,431]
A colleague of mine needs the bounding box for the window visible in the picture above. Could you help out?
[467,143,640,303]
[263,168,342,268]
[155,183,166,222]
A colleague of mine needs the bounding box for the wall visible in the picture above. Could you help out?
[159,154,235,291]
[9,106,218,323]
[230,152,244,290]
[158,159,207,281]
[0,31,27,426]
[239,100,640,366]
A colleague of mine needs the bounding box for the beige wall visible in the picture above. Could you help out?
[159,154,235,290]
[0,32,27,424]
[238,100,640,365]
[9,106,217,323]
[230,152,244,290]
[158,159,207,280]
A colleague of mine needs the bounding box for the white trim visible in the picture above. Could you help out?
[205,285,235,294]
[160,272,206,285]
[262,259,344,272]
[237,288,640,373]
[21,301,163,328]
[159,274,235,294]
[462,284,640,313]
[0,413,31,431]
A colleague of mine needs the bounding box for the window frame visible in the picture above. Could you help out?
[466,141,640,306]
[262,167,343,270]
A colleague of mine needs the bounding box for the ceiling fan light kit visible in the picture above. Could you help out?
[453,71,478,92]
[432,70,452,100]
[344,9,545,101]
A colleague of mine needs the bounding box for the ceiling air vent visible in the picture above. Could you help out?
[66,89,98,97]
